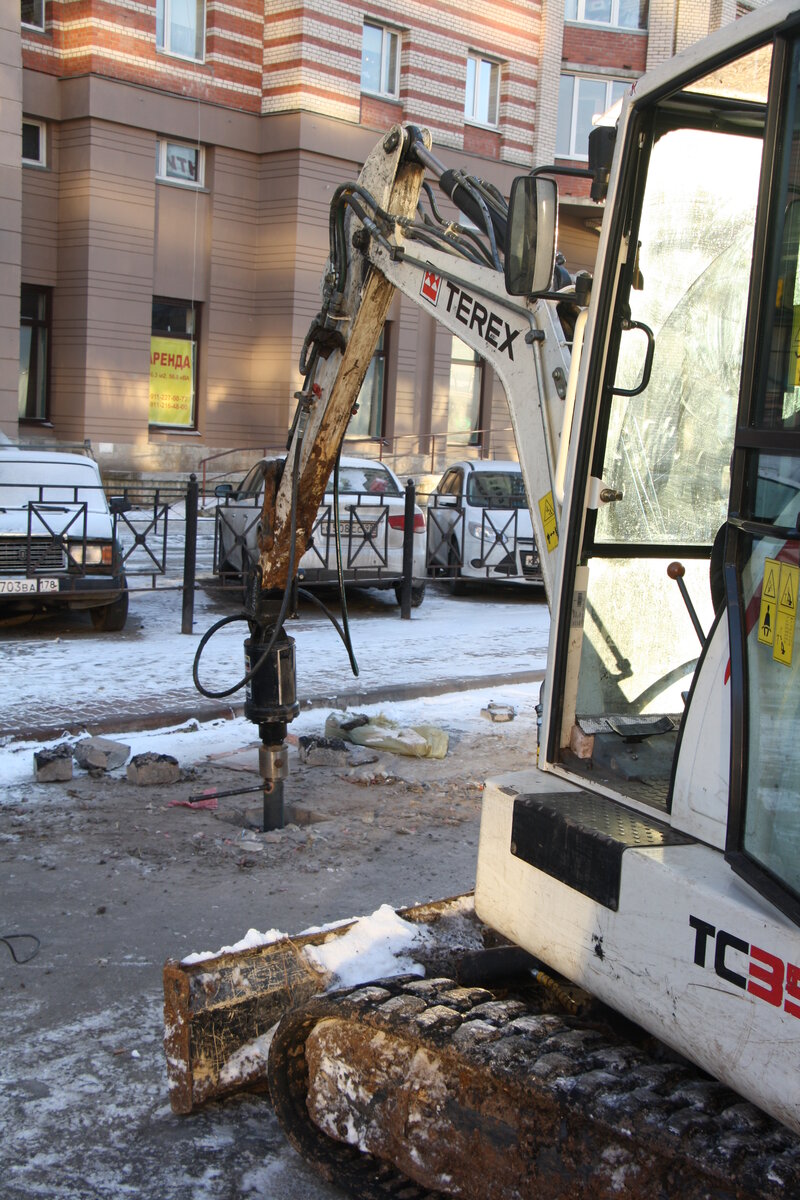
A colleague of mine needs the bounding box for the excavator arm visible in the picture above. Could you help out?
[260,123,570,602]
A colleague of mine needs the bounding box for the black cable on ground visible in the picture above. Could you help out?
[1,934,40,964]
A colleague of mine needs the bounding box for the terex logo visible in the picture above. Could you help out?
[443,282,521,361]
[690,915,800,1017]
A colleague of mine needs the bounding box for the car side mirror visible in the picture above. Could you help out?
[434,494,459,508]
[109,495,132,514]
[504,175,557,297]
[214,483,234,499]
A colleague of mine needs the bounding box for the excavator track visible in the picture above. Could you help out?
[268,973,800,1200]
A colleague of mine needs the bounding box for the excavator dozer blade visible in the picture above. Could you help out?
[163,894,487,1114]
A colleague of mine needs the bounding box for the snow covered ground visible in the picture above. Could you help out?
[1,576,550,1199]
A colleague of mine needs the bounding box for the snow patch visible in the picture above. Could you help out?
[304,904,432,988]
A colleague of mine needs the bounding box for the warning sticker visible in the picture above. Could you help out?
[758,557,779,647]
[774,561,799,666]
[538,492,558,553]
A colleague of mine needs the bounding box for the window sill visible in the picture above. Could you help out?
[464,119,500,132]
[156,47,207,66]
[21,22,46,33]
[149,426,201,435]
[22,160,47,170]
[360,89,401,104]
[564,19,647,33]
[155,178,208,192]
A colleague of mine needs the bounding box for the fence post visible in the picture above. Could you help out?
[182,474,199,634]
[400,478,416,620]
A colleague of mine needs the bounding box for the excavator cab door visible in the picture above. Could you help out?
[544,21,800,925]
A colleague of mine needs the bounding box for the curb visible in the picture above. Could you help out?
[5,669,546,745]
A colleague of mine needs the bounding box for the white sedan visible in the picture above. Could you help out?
[215,455,427,606]
[426,459,542,591]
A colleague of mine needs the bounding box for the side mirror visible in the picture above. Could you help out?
[214,482,234,499]
[109,494,132,515]
[504,175,557,297]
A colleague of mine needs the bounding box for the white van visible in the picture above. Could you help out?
[0,447,128,630]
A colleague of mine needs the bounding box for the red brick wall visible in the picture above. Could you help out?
[464,124,501,160]
[22,0,264,113]
[360,93,404,130]
[562,23,647,71]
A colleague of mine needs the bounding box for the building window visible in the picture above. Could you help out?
[347,329,386,440]
[150,299,199,428]
[20,285,50,422]
[21,0,44,30]
[557,75,629,159]
[565,0,648,30]
[22,120,45,167]
[156,139,204,187]
[361,23,399,98]
[448,337,484,446]
[465,55,500,127]
[156,0,205,61]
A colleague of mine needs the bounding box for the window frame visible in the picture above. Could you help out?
[447,336,486,447]
[360,22,400,99]
[149,297,200,431]
[19,284,51,424]
[557,74,630,160]
[465,54,501,128]
[565,0,648,31]
[21,0,45,31]
[346,328,387,441]
[22,119,46,168]
[156,0,206,63]
[155,138,205,188]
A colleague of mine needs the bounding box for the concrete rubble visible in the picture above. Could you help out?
[127,751,181,786]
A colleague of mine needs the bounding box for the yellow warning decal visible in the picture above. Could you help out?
[538,492,558,553]
[758,557,779,647]
[774,561,799,667]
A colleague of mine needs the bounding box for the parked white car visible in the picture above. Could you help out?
[215,455,427,606]
[0,446,129,629]
[426,459,542,590]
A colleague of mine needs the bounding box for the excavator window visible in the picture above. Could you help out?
[557,59,767,813]
[727,40,800,922]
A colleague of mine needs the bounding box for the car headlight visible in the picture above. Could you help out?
[69,542,113,566]
[467,521,484,539]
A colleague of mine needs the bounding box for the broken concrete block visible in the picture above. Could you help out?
[74,736,130,772]
[34,742,73,783]
[297,735,351,767]
[347,747,381,767]
[127,752,180,786]
[481,703,516,723]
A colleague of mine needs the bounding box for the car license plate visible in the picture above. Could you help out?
[335,520,376,538]
[0,577,60,594]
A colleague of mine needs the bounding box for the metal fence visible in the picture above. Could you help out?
[0,470,542,633]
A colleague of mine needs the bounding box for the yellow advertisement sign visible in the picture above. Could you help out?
[538,491,558,553]
[149,336,194,427]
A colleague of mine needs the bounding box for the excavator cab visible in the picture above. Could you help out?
[476,11,800,1134]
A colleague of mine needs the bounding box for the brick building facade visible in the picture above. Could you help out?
[3,0,769,477]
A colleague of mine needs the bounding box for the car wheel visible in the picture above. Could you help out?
[394,582,426,608]
[89,580,129,632]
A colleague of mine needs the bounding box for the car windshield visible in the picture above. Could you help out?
[332,464,401,497]
[466,471,527,508]
[0,460,108,512]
